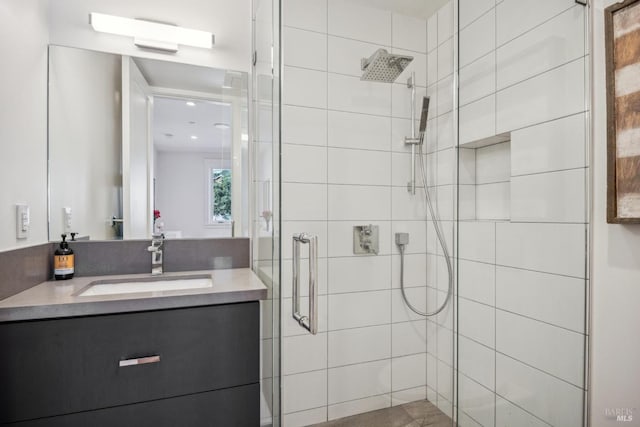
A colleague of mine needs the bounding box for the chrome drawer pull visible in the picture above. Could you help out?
[119,355,161,367]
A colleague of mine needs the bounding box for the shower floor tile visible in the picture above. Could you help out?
[310,399,452,427]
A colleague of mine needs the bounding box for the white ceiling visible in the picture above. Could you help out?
[348,0,449,19]
[153,97,232,154]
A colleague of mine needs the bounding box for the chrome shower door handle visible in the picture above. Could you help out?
[292,233,318,335]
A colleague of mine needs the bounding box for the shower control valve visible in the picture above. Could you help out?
[353,224,379,255]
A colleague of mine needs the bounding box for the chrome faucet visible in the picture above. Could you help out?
[147,233,164,275]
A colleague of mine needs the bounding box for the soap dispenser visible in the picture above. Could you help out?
[54,234,75,280]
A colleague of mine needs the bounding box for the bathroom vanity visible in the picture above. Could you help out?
[0,269,267,426]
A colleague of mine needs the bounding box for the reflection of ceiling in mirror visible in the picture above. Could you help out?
[153,97,232,154]
[134,58,247,95]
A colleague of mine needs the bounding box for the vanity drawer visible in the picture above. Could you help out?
[9,383,259,427]
[0,302,259,423]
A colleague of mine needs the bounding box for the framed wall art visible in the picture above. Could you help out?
[606,0,640,223]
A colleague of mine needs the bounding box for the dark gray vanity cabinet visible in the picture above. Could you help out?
[0,302,260,426]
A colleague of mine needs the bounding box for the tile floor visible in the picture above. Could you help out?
[311,400,452,427]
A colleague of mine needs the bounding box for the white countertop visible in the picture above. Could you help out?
[0,269,268,322]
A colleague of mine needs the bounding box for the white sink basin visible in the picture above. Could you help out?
[77,274,213,297]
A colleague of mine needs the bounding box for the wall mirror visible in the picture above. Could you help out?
[48,45,249,241]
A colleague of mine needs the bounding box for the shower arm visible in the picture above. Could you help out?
[404,72,420,195]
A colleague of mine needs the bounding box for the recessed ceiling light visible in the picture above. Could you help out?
[190,135,198,140]
[214,123,230,129]
[186,101,195,107]
[188,121,196,124]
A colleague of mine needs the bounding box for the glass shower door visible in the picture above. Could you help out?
[455,1,590,426]
[252,0,281,425]
[277,0,457,425]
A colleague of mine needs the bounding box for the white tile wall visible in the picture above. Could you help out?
[496,354,584,427]
[328,185,391,221]
[460,9,496,67]
[476,182,510,220]
[459,374,496,427]
[282,144,327,183]
[327,0,391,46]
[510,168,586,223]
[327,325,391,367]
[328,148,390,186]
[328,73,391,116]
[496,0,576,46]
[282,105,328,146]
[328,36,382,77]
[327,256,391,294]
[495,222,586,277]
[495,396,549,427]
[495,266,585,332]
[476,143,511,184]
[328,110,391,151]
[392,13,427,53]
[392,353,427,391]
[328,359,391,404]
[392,321,427,357]
[458,336,495,390]
[460,0,495,29]
[511,113,587,176]
[283,27,327,71]
[496,57,585,134]
[459,51,496,106]
[458,221,496,264]
[459,298,495,348]
[459,95,496,144]
[283,369,327,413]
[283,0,327,33]
[496,5,585,90]
[328,290,391,330]
[459,260,495,306]
[283,333,328,375]
[496,310,585,387]
[283,66,327,109]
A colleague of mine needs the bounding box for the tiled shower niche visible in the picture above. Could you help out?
[459,138,511,221]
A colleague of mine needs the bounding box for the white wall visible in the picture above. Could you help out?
[49,0,251,72]
[155,151,231,239]
[49,46,122,241]
[591,1,640,426]
[0,1,49,251]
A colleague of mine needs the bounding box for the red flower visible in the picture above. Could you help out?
[154,210,161,220]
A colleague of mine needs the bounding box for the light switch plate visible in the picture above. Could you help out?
[16,204,30,239]
[63,207,72,232]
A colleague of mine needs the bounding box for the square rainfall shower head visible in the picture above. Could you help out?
[360,49,414,82]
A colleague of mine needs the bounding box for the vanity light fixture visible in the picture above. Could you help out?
[89,13,215,52]
[214,123,230,129]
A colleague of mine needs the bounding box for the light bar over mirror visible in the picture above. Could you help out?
[89,13,215,52]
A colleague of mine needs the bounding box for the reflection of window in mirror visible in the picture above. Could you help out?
[209,169,232,223]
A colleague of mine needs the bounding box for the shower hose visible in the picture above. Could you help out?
[398,143,453,317]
